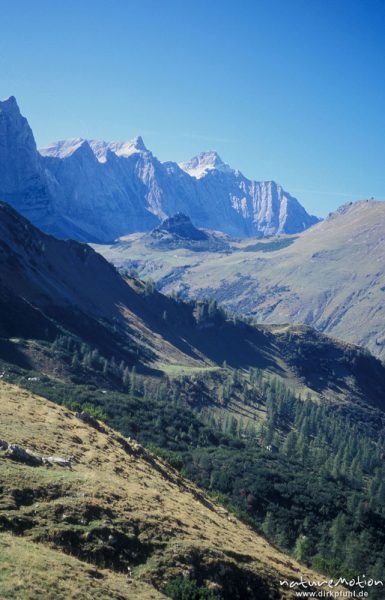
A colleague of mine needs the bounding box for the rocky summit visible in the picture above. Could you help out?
[146,214,231,252]
[151,213,209,242]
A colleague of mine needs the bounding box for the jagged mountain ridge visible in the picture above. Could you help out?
[0,96,319,242]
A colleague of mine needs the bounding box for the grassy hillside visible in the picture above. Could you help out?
[0,381,337,600]
[95,200,385,359]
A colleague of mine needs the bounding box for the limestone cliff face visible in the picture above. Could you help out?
[0,96,52,222]
[0,97,319,242]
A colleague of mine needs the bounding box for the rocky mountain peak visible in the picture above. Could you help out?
[0,95,52,220]
[0,95,35,144]
[151,213,208,241]
[40,138,92,159]
[179,151,233,178]
[87,136,149,162]
[0,95,20,113]
[130,135,147,152]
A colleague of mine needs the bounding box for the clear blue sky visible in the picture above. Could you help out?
[1,0,384,216]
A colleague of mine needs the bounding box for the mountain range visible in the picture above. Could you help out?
[0,96,319,242]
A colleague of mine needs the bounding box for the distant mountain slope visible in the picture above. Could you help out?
[234,200,385,359]
[97,200,385,360]
[0,96,319,242]
[1,380,335,599]
[1,200,385,412]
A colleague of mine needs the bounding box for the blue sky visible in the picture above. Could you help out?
[1,0,384,216]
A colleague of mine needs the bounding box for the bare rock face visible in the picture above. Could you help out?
[176,161,318,237]
[0,97,319,242]
[1,438,73,468]
[5,443,43,465]
[0,97,52,223]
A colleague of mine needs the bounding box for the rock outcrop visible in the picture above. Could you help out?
[0,439,73,468]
